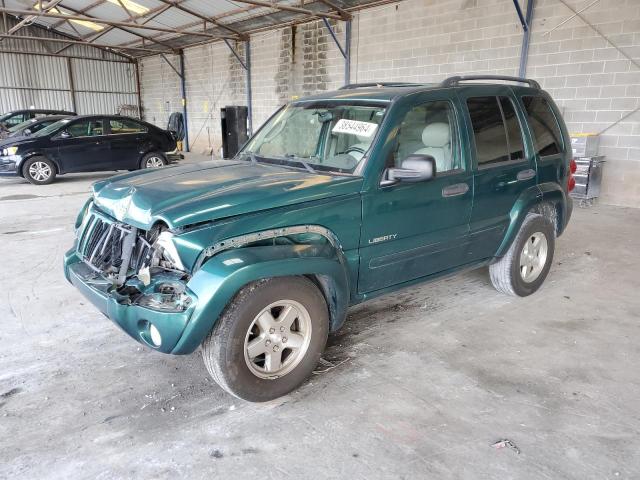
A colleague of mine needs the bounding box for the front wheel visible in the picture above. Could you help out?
[489,213,555,297]
[202,277,329,402]
[23,156,56,185]
[140,152,167,169]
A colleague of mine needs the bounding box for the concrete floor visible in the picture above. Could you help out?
[1,158,639,479]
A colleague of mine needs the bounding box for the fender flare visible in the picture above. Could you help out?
[171,244,350,355]
[495,183,570,257]
[495,185,543,257]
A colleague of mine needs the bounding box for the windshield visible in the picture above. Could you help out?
[8,119,34,133]
[32,118,71,137]
[240,103,386,174]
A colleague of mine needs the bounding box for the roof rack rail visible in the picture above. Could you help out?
[339,82,425,90]
[441,75,541,89]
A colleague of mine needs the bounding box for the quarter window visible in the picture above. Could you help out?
[109,118,146,134]
[67,119,104,137]
[394,101,460,172]
[522,96,563,156]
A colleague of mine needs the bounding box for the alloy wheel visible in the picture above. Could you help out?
[243,300,312,379]
[519,232,548,283]
[29,161,51,182]
[145,156,164,168]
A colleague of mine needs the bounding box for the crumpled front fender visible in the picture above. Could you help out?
[171,243,350,354]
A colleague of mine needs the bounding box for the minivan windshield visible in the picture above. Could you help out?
[239,103,386,174]
[32,118,71,137]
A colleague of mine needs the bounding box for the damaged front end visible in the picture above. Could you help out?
[64,202,197,352]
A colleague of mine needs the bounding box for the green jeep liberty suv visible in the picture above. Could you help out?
[64,75,575,401]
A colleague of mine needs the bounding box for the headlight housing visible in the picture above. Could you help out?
[2,146,18,156]
[153,230,185,272]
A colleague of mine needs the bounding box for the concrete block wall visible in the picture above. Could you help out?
[139,0,640,206]
[138,54,181,129]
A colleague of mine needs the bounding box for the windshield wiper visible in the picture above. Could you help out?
[284,154,316,174]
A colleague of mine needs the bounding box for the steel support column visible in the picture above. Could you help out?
[179,50,189,152]
[322,18,351,85]
[518,0,535,77]
[344,19,351,85]
[134,59,143,119]
[245,39,253,136]
[66,57,77,113]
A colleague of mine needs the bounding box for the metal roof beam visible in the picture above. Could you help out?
[154,0,246,39]
[317,0,352,20]
[0,7,234,39]
[0,33,171,54]
[231,1,342,20]
[0,0,62,39]
[56,2,177,52]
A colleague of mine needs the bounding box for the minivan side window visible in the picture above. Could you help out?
[467,97,510,166]
[522,96,563,157]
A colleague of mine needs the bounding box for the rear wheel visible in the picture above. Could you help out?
[489,213,555,297]
[202,277,329,402]
[23,156,56,185]
[140,152,167,169]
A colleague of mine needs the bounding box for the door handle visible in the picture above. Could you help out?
[517,169,536,181]
[442,183,469,197]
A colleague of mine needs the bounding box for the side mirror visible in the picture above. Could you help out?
[59,130,71,139]
[23,128,32,136]
[383,154,436,185]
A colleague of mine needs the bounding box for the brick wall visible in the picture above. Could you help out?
[139,0,640,207]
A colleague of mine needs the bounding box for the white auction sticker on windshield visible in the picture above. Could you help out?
[332,119,378,138]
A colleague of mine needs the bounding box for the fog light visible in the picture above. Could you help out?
[149,323,162,347]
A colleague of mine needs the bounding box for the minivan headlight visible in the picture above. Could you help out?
[2,146,18,156]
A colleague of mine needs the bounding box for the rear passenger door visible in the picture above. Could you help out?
[459,88,538,260]
[106,118,148,170]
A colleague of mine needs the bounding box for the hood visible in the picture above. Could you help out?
[0,136,37,149]
[92,160,363,230]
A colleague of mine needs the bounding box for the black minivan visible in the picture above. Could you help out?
[0,115,177,185]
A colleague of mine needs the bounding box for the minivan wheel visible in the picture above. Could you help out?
[489,213,555,297]
[23,156,56,185]
[141,152,167,169]
[201,277,329,402]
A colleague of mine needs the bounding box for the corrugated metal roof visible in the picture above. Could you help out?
[0,0,384,58]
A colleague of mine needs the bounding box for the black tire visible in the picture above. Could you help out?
[489,213,555,297]
[22,156,56,185]
[202,277,329,402]
[139,152,167,169]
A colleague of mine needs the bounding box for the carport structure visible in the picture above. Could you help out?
[0,0,638,203]
[0,0,389,149]
[0,0,544,150]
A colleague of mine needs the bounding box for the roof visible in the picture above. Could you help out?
[0,0,384,59]
[294,84,442,104]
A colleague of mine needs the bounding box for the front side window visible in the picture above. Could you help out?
[67,119,104,138]
[394,101,460,172]
[109,118,146,134]
[241,103,386,174]
[522,96,563,156]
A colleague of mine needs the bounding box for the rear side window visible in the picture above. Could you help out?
[522,96,563,156]
[467,97,510,166]
[499,97,525,160]
[109,118,146,134]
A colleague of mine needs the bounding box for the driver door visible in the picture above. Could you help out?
[53,118,111,173]
[358,98,473,293]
